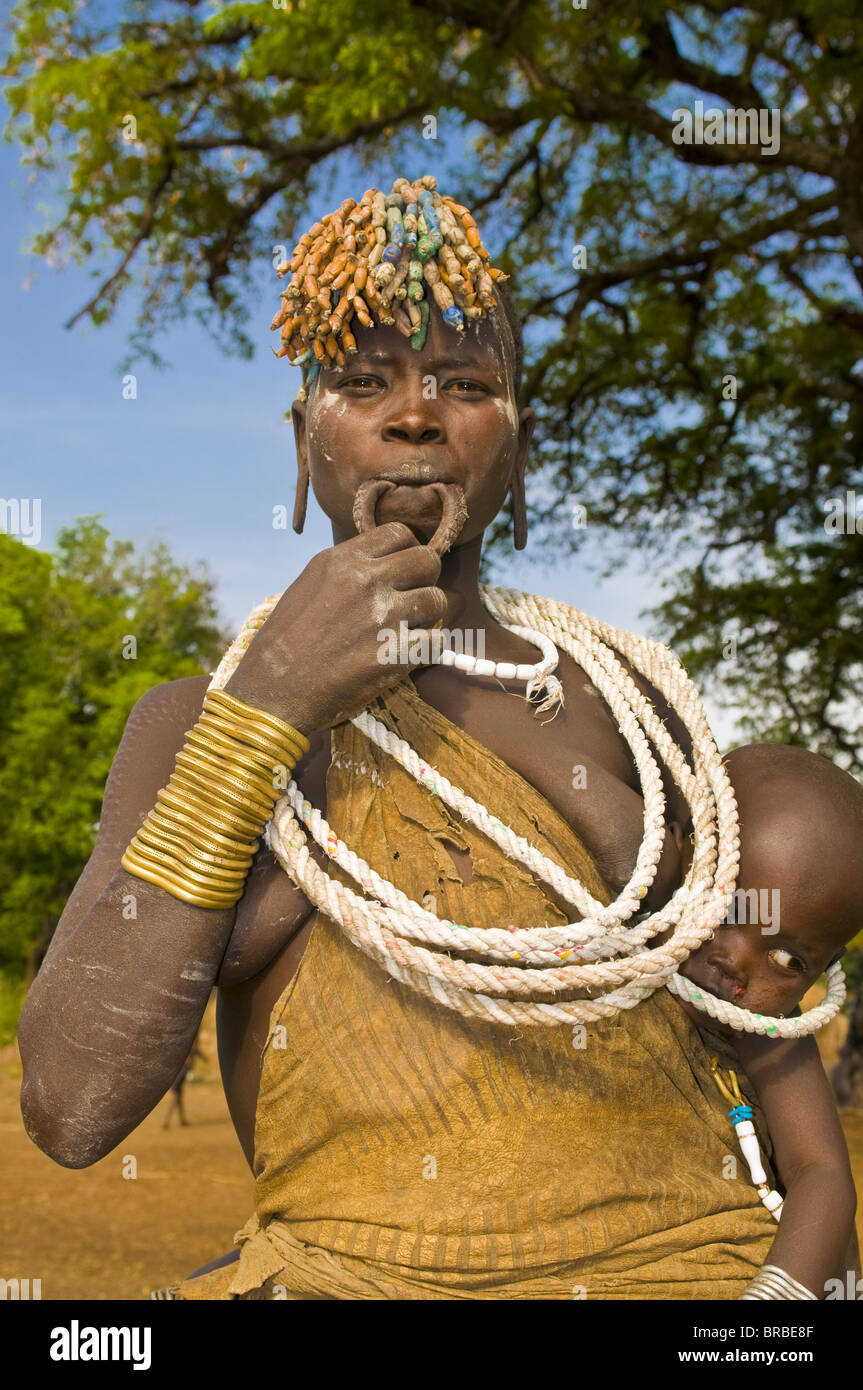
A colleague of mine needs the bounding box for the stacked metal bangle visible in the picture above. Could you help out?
[121,689,310,909]
[739,1264,819,1300]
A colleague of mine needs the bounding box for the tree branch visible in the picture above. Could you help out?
[64,161,175,330]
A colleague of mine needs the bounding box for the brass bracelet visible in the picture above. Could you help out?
[178,745,278,809]
[135,825,253,880]
[206,689,310,754]
[125,835,248,891]
[122,689,309,908]
[156,784,264,841]
[198,704,308,764]
[185,724,287,785]
[174,748,276,818]
[120,850,243,909]
[121,844,243,900]
[170,767,272,830]
[197,707,306,765]
[181,731,282,802]
[148,804,259,860]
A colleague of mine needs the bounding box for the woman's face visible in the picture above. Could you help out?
[292,306,535,547]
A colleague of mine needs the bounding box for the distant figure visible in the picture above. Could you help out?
[833,987,863,1106]
[162,1037,205,1129]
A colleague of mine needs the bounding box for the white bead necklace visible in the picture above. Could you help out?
[433,622,564,713]
[209,586,845,1037]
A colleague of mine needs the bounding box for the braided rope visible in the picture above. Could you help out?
[207,588,845,1035]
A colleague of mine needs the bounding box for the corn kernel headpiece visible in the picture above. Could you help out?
[270,175,508,399]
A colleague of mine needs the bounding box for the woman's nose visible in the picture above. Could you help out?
[383,416,444,445]
[382,388,445,445]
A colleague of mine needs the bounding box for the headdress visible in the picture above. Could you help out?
[270,175,508,399]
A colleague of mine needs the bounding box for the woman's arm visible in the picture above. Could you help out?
[735,1031,857,1297]
[18,679,242,1167]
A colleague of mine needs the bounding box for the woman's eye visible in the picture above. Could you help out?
[768,948,806,973]
[340,375,380,390]
[446,380,487,394]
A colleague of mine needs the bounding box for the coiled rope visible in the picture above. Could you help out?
[208,587,845,1036]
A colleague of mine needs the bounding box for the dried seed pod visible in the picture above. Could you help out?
[431,281,454,312]
[353,264,367,291]
[394,305,413,337]
[353,296,374,328]
[372,262,396,290]
[342,329,358,353]
[320,251,348,285]
[477,270,495,306]
[410,298,430,350]
[439,245,460,278]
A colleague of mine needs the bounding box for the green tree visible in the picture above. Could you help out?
[0,519,230,1010]
[3,0,862,765]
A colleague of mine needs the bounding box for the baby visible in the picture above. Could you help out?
[671,743,863,1299]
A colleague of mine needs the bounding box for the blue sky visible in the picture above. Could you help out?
[0,115,736,741]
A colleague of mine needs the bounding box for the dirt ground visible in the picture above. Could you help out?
[0,998,252,1301]
[1,993,861,1301]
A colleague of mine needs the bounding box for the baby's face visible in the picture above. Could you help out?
[680,914,845,1017]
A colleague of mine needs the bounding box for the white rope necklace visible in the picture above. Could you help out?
[208,586,845,1037]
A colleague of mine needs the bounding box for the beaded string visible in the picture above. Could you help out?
[207,589,846,1034]
[710,1057,784,1220]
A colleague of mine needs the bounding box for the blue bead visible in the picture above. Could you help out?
[442,305,464,330]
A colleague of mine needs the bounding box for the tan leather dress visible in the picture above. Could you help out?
[170,681,776,1299]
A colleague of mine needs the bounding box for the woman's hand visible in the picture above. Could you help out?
[223,522,458,734]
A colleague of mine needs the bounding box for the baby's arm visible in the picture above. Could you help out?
[735,1030,857,1297]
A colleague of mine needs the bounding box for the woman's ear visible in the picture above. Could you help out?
[291,398,310,534]
[511,406,535,551]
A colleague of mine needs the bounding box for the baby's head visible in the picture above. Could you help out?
[680,744,863,1018]
[271,175,535,553]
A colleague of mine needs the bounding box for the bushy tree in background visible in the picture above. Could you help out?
[0,519,229,1039]
[3,0,862,767]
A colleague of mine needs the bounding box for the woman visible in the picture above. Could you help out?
[19,177,824,1299]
